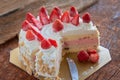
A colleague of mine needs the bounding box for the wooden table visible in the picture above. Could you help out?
[0,0,120,80]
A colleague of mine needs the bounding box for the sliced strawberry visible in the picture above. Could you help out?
[70,6,78,17]
[26,30,35,41]
[31,18,42,30]
[48,39,57,48]
[52,19,64,32]
[29,24,44,41]
[39,7,50,25]
[23,20,44,41]
[41,39,52,49]
[71,14,79,26]
[31,27,44,41]
[87,49,97,55]
[61,11,70,23]
[22,20,30,31]
[53,7,62,16]
[50,9,60,22]
[82,12,91,23]
[77,50,89,62]
[26,12,35,23]
[89,53,99,63]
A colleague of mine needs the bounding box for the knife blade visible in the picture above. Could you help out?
[67,58,79,80]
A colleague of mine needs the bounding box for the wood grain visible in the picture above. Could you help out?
[0,0,97,44]
[0,0,120,80]
[0,0,38,16]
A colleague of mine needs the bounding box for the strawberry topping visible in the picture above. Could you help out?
[87,49,97,55]
[22,20,30,31]
[82,12,91,23]
[39,7,50,25]
[89,53,99,63]
[77,50,89,62]
[50,9,60,22]
[61,11,70,23]
[29,24,44,41]
[26,30,35,41]
[48,39,57,48]
[70,6,78,17]
[31,18,42,30]
[52,19,64,32]
[26,12,35,23]
[71,14,79,26]
[23,20,44,41]
[53,7,62,16]
[41,39,52,49]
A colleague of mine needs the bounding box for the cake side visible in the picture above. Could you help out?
[35,41,62,78]
[19,29,40,75]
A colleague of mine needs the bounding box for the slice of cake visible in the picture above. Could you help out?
[19,6,100,78]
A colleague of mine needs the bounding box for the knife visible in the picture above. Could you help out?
[67,58,79,80]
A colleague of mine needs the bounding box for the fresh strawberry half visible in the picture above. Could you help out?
[82,12,91,23]
[52,19,64,32]
[22,20,30,31]
[71,14,79,26]
[31,18,42,30]
[50,9,60,22]
[23,20,44,41]
[26,30,35,41]
[61,11,70,23]
[70,6,78,17]
[87,49,97,55]
[77,50,89,62]
[89,53,99,63]
[41,39,52,49]
[29,23,44,41]
[39,7,50,25]
[26,12,35,23]
[54,7,62,16]
[48,39,57,48]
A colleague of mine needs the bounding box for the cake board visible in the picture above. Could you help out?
[10,46,111,80]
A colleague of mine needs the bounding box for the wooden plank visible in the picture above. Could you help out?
[0,0,98,44]
[0,0,38,16]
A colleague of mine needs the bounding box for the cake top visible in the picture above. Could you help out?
[21,6,95,50]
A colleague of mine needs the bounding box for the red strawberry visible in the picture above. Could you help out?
[77,50,89,62]
[50,9,60,22]
[41,39,52,49]
[29,24,44,41]
[31,18,42,30]
[52,19,64,32]
[23,20,44,41]
[82,12,91,23]
[48,39,57,48]
[89,53,99,63]
[87,49,97,55]
[71,14,79,26]
[39,7,50,25]
[26,12,35,23]
[53,7,62,16]
[22,20,30,31]
[26,30,35,41]
[61,11,70,23]
[70,6,78,17]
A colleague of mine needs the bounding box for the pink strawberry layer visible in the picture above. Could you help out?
[63,38,99,48]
